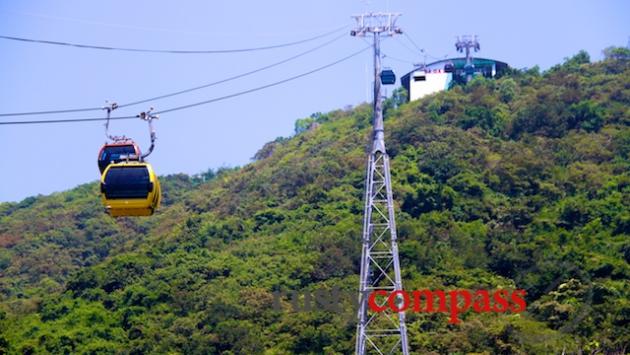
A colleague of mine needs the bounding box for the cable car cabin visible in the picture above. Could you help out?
[98,140,142,174]
[380,69,396,85]
[100,162,160,217]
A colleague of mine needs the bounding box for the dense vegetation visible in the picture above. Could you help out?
[0,49,629,354]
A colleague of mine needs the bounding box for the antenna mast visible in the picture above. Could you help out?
[351,12,409,355]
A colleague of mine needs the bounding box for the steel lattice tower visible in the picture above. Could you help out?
[351,13,409,355]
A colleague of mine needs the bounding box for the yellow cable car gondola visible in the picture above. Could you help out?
[100,161,161,217]
[98,106,161,217]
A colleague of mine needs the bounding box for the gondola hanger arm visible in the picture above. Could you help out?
[138,108,158,160]
[103,101,126,141]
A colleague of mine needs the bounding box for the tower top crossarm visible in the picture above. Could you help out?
[455,35,480,53]
[350,12,402,37]
[455,35,480,72]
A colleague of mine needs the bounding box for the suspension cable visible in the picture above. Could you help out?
[0,106,103,117]
[403,32,424,54]
[0,45,370,125]
[117,32,347,109]
[0,115,137,125]
[0,25,348,54]
[154,45,370,115]
[0,31,348,117]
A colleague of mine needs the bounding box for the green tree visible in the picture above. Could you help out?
[603,46,630,61]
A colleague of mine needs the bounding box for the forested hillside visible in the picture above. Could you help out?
[0,50,629,354]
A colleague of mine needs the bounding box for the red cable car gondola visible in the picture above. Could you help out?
[97,139,142,174]
[97,102,150,174]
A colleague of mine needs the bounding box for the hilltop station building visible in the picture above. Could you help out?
[401,57,509,101]
[400,36,508,101]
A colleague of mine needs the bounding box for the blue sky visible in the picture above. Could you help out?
[0,0,628,202]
